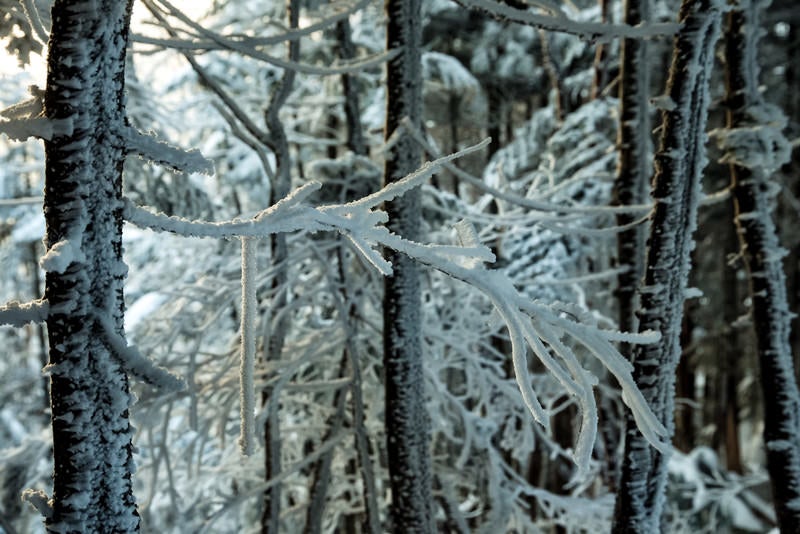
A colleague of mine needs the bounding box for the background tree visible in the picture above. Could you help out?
[721,0,800,529]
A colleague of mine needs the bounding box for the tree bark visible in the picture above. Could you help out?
[43,1,138,531]
[613,1,723,531]
[608,0,651,492]
[723,3,800,530]
[383,0,433,530]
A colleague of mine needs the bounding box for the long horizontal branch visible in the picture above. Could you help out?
[142,0,399,76]
[455,0,680,41]
[134,0,369,49]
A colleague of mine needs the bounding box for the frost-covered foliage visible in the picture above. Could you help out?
[665,447,774,533]
[484,99,618,304]
[1,0,796,531]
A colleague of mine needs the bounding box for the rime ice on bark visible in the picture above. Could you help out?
[383,0,434,530]
[720,1,800,530]
[613,0,723,531]
[42,1,140,531]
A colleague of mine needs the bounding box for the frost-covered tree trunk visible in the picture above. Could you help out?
[43,1,139,531]
[608,0,651,491]
[613,0,650,358]
[383,0,433,530]
[722,2,800,530]
[612,1,722,531]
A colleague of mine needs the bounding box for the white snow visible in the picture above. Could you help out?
[40,238,86,273]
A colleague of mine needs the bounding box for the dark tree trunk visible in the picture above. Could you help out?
[613,1,723,531]
[383,0,433,530]
[723,4,800,530]
[609,0,651,492]
[261,2,300,532]
[43,1,138,531]
[335,17,367,158]
[674,308,696,453]
[719,201,742,473]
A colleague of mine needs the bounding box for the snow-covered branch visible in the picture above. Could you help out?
[95,313,186,392]
[0,117,68,141]
[123,181,329,238]
[134,0,369,50]
[124,127,214,175]
[142,0,400,76]
[123,136,668,475]
[0,299,49,327]
[391,237,668,476]
[403,118,653,216]
[123,139,490,246]
[454,0,680,41]
[0,85,72,141]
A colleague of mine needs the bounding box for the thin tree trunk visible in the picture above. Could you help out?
[43,1,139,531]
[613,1,723,531]
[261,1,300,532]
[719,201,742,473]
[383,0,433,530]
[590,0,610,100]
[609,0,651,492]
[723,3,800,530]
[674,307,696,453]
[335,18,367,158]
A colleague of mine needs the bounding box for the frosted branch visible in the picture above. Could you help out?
[124,127,214,175]
[454,0,680,41]
[0,299,49,327]
[0,86,71,141]
[120,134,671,472]
[145,0,400,76]
[342,137,491,209]
[0,196,43,207]
[0,117,72,141]
[0,87,44,119]
[96,313,186,392]
[403,118,653,216]
[122,182,328,238]
[134,0,368,49]
[238,237,257,456]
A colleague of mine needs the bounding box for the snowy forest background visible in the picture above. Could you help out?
[1,0,799,532]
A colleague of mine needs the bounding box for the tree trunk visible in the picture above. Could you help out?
[261,2,300,531]
[609,0,651,491]
[723,3,800,530]
[43,1,138,531]
[613,1,723,531]
[383,0,433,530]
